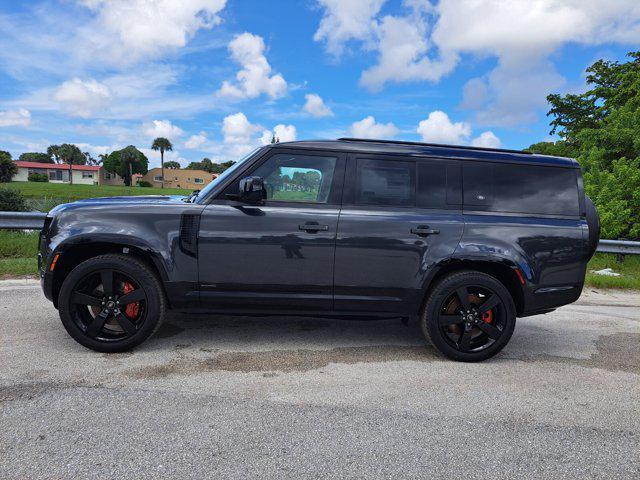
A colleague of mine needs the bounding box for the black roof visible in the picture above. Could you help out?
[274,138,577,168]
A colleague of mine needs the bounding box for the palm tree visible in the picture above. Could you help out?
[151,137,173,189]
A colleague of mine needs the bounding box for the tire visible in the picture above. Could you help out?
[58,254,165,352]
[585,195,600,259]
[421,270,516,362]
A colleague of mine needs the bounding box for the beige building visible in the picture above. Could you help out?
[139,168,216,189]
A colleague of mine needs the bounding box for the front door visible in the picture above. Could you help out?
[198,150,345,312]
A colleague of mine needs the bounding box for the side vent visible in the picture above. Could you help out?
[179,214,200,257]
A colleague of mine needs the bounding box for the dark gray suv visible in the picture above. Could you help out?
[39,138,599,361]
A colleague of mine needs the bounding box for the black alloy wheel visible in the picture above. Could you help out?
[58,254,165,352]
[421,271,516,362]
[69,269,147,341]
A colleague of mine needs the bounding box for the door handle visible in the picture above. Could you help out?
[411,225,440,236]
[299,222,329,232]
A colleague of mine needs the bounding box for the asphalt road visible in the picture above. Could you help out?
[1,280,639,479]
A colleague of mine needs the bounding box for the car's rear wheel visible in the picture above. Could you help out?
[58,254,165,352]
[421,271,516,362]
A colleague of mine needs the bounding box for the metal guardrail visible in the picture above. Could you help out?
[0,211,47,230]
[597,239,640,255]
[0,211,639,256]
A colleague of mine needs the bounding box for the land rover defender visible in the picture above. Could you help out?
[39,138,600,361]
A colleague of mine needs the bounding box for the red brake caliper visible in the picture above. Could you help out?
[122,282,140,319]
[482,309,493,324]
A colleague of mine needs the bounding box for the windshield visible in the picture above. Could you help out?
[194,147,265,203]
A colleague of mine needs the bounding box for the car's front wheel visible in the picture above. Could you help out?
[58,254,165,352]
[421,270,516,362]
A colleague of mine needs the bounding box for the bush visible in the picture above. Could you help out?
[0,151,17,183]
[138,180,152,187]
[28,172,49,182]
[0,187,29,212]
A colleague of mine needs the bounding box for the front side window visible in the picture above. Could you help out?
[250,154,337,203]
[154,175,163,181]
[82,171,93,178]
[356,158,415,206]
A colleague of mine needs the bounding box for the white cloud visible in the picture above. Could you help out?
[315,0,640,125]
[75,142,113,157]
[303,93,333,117]
[53,78,111,117]
[260,124,297,145]
[471,131,501,148]
[142,120,184,140]
[314,0,386,56]
[185,132,208,149]
[221,112,263,157]
[349,116,398,139]
[78,0,228,64]
[217,33,287,100]
[417,110,471,144]
[416,110,501,147]
[360,15,458,92]
[0,108,31,127]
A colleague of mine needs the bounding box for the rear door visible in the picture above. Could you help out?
[333,154,464,315]
[198,149,346,312]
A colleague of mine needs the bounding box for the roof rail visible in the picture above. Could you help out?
[337,137,532,155]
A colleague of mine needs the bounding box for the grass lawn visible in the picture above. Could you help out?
[585,252,640,289]
[1,229,638,290]
[3,181,192,212]
[0,231,39,279]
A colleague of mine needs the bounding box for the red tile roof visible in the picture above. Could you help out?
[14,161,101,171]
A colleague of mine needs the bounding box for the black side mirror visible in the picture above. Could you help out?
[238,176,266,204]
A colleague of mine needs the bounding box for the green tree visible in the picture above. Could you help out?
[83,151,99,166]
[186,158,235,174]
[18,152,53,163]
[45,144,85,184]
[0,151,17,183]
[215,160,235,173]
[529,51,640,239]
[524,141,577,158]
[47,145,61,163]
[164,160,181,169]
[151,137,173,189]
[103,146,149,186]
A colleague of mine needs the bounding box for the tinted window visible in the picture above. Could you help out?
[356,159,415,206]
[464,162,580,216]
[251,153,337,203]
[417,160,448,208]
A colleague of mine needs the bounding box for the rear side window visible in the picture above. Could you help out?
[356,159,415,206]
[463,162,580,216]
[417,160,462,208]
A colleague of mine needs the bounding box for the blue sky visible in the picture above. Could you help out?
[0,0,639,168]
